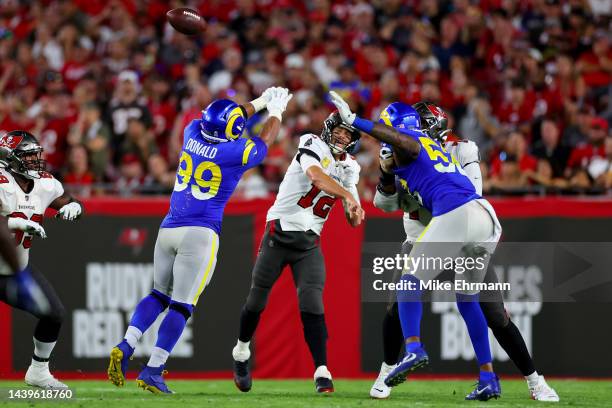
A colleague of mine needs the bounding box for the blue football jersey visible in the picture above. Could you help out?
[161,119,267,233]
[393,132,480,216]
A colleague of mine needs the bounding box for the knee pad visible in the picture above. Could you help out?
[480,301,510,330]
[151,289,171,309]
[169,301,193,321]
[297,286,324,315]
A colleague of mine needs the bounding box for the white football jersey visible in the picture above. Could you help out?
[266,134,360,235]
[401,137,481,242]
[0,168,64,269]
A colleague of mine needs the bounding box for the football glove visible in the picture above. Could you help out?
[266,87,293,120]
[249,87,276,113]
[57,202,82,221]
[7,218,46,239]
[329,91,356,125]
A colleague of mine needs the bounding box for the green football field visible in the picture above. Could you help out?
[0,379,610,407]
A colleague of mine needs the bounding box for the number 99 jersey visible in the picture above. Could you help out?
[0,168,64,270]
[161,119,267,234]
[393,132,479,216]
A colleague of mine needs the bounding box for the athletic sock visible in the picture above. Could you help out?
[456,293,492,366]
[148,347,170,368]
[480,370,496,382]
[32,338,56,361]
[397,274,423,348]
[492,319,536,376]
[124,326,142,349]
[154,305,191,355]
[239,306,262,343]
[128,290,169,334]
[406,341,422,353]
[382,304,404,365]
[300,312,328,368]
[525,371,540,387]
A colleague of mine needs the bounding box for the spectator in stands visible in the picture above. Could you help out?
[63,144,94,188]
[67,102,111,181]
[116,153,144,196]
[107,70,151,153]
[566,117,609,189]
[143,154,174,193]
[490,131,537,181]
[235,168,269,199]
[532,119,570,180]
[120,117,157,168]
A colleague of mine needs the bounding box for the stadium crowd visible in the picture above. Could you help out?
[0,0,610,198]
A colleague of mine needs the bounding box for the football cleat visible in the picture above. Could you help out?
[108,340,134,387]
[25,361,68,389]
[136,365,173,394]
[465,375,501,401]
[233,360,252,392]
[529,376,559,402]
[370,362,394,399]
[314,365,334,393]
[384,347,429,387]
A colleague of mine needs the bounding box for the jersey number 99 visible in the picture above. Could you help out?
[174,152,222,200]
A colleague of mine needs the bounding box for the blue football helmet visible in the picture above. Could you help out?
[200,99,246,143]
[378,102,421,131]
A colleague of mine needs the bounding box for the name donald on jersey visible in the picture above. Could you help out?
[185,138,218,159]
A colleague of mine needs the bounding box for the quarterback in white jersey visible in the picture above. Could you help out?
[0,131,83,390]
[233,112,364,394]
[370,103,558,402]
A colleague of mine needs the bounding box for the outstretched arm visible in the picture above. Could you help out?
[243,87,292,146]
[329,91,420,164]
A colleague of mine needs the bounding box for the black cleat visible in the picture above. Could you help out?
[233,360,252,392]
[315,377,334,393]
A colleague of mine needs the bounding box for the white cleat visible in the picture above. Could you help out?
[25,361,68,390]
[529,376,559,402]
[370,362,394,399]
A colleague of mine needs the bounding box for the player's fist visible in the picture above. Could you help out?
[266,87,293,120]
[7,218,47,239]
[57,202,83,221]
[329,91,356,125]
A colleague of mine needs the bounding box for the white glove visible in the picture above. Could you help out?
[249,87,276,112]
[337,157,360,187]
[7,218,47,239]
[329,91,356,125]
[266,87,293,120]
[57,202,82,221]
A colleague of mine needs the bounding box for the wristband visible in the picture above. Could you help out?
[249,96,267,113]
[352,116,374,133]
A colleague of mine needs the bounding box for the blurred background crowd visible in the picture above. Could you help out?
[0,0,610,199]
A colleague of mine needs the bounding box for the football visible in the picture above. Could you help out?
[166,7,206,35]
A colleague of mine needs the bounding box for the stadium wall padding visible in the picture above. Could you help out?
[1,197,611,379]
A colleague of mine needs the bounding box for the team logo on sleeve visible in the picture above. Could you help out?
[0,134,24,149]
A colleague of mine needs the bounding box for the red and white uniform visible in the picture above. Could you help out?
[0,168,64,269]
[266,134,360,235]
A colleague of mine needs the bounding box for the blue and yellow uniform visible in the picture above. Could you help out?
[379,106,480,217]
[161,117,266,233]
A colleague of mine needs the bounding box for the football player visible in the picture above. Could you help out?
[108,87,293,394]
[370,102,559,402]
[330,91,502,401]
[0,130,84,389]
[232,111,364,394]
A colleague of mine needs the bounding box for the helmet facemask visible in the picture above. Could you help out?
[10,147,46,179]
[321,112,360,155]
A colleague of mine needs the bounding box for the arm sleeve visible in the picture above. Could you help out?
[242,136,268,169]
[456,141,482,195]
[373,187,400,212]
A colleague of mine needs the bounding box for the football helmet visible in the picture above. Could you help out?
[321,111,361,154]
[413,102,450,141]
[0,130,46,179]
[378,102,421,132]
[200,99,246,143]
